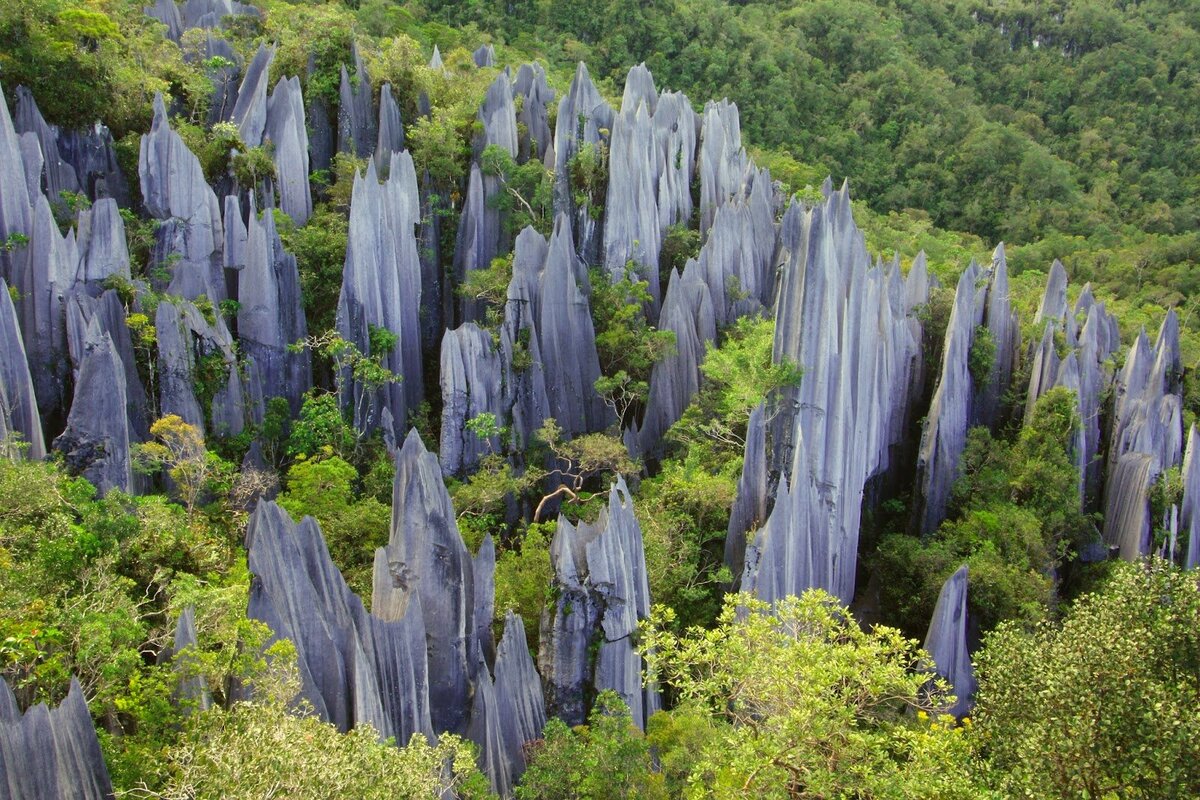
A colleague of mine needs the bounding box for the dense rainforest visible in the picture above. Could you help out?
[0,0,1198,797]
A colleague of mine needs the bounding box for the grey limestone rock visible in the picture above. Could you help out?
[74,198,130,290]
[337,45,376,159]
[1034,259,1069,326]
[375,84,405,167]
[638,262,715,456]
[698,100,749,236]
[513,63,555,164]
[247,500,433,743]
[0,277,44,459]
[498,227,552,452]
[155,298,245,437]
[724,402,768,588]
[160,606,212,714]
[552,63,613,264]
[604,98,662,304]
[145,0,183,40]
[922,565,976,718]
[473,44,497,68]
[537,214,610,435]
[65,290,149,445]
[972,244,1018,429]
[491,611,546,795]
[764,184,925,601]
[473,536,497,668]
[139,94,225,302]
[180,0,259,32]
[0,677,113,800]
[266,76,313,226]
[236,198,311,417]
[428,45,445,73]
[0,83,33,285]
[51,328,128,496]
[540,478,658,729]
[439,323,504,477]
[1183,425,1200,570]
[198,33,241,124]
[14,86,82,206]
[374,429,475,735]
[230,44,275,148]
[336,154,424,434]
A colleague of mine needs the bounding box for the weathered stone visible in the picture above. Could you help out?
[266,76,313,226]
[14,86,81,205]
[639,262,714,455]
[74,198,130,290]
[0,677,113,800]
[0,83,33,285]
[473,44,496,68]
[65,290,150,444]
[248,500,433,742]
[922,565,976,718]
[230,44,275,148]
[1183,425,1200,570]
[724,402,768,588]
[155,298,245,437]
[139,94,225,302]
[552,63,613,264]
[491,611,546,795]
[512,63,555,164]
[375,84,405,167]
[337,44,376,158]
[439,323,504,477]
[0,277,44,459]
[972,244,1018,429]
[145,0,183,40]
[336,155,424,434]
[698,100,749,236]
[56,314,133,492]
[159,606,212,714]
[236,198,311,417]
[374,429,475,735]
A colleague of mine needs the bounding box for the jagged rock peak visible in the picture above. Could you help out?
[53,330,132,494]
[429,44,445,73]
[922,565,976,718]
[248,500,433,742]
[0,677,113,800]
[1182,425,1200,570]
[439,323,504,477]
[473,44,497,68]
[266,75,313,226]
[0,277,45,459]
[1034,259,1069,326]
[230,43,275,147]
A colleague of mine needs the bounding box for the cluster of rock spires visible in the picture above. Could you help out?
[0,678,113,800]
[5,18,1200,786]
[247,430,549,796]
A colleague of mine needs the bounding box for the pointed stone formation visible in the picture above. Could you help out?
[236,198,311,418]
[763,185,925,601]
[0,677,113,800]
[538,215,611,435]
[14,86,82,205]
[473,44,497,68]
[1102,314,1184,559]
[916,262,978,534]
[491,611,547,794]
[440,324,504,477]
[247,500,434,743]
[429,44,445,73]
[972,244,1018,429]
[65,290,150,446]
[140,94,225,302]
[336,154,424,434]
[155,298,245,437]
[15,193,75,421]
[74,198,131,290]
[1034,259,1069,326]
[145,0,183,40]
[698,100,749,236]
[724,402,769,588]
[338,44,376,159]
[1024,322,1061,424]
[0,83,33,285]
[639,262,715,456]
[499,227,552,452]
[53,331,131,494]
[230,44,275,148]
[553,63,613,264]
[266,76,313,226]
[0,277,45,459]
[1182,426,1200,570]
[604,89,662,304]
[375,84,405,167]
[694,170,776,327]
[922,565,976,718]
[199,33,241,124]
[540,478,659,729]
[512,63,555,165]
[375,429,475,735]
[160,605,212,714]
[180,0,261,32]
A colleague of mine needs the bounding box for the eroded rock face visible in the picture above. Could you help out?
[638,262,715,456]
[922,565,976,718]
[234,198,311,418]
[1102,314,1184,559]
[491,611,547,795]
[473,44,496,68]
[513,64,555,165]
[439,324,504,477]
[375,429,475,735]
[247,500,434,743]
[338,45,376,159]
[1182,426,1200,570]
[0,677,113,800]
[155,298,245,438]
[266,76,313,226]
[552,63,613,264]
[758,184,926,602]
[540,478,659,729]
[336,155,423,435]
[230,44,275,148]
[53,330,132,495]
[724,402,769,588]
[140,94,225,303]
[0,277,45,459]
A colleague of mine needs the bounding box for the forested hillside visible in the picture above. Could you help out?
[0,0,1198,797]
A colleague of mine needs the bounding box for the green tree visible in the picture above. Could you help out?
[975,559,1200,798]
